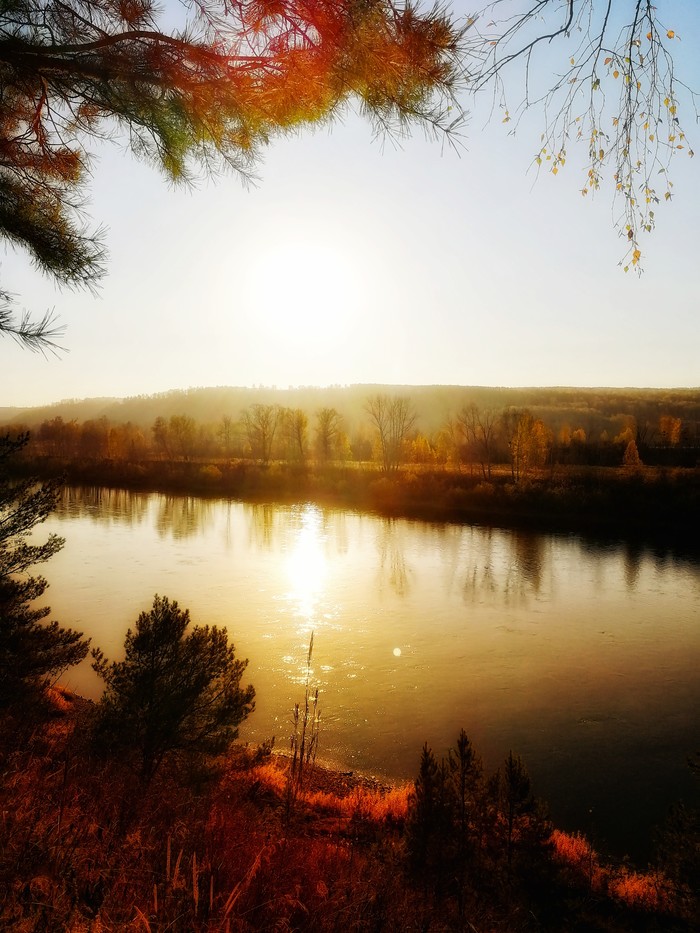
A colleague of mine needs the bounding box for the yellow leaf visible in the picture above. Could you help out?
[632,249,641,264]
[667,29,675,39]
[649,134,654,142]
[552,166,558,175]
[613,70,620,79]
[664,97,670,107]
[665,191,671,200]
[599,148,604,160]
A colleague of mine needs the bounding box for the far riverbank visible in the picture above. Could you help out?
[11,456,700,548]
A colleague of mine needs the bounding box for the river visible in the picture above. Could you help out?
[39,486,700,862]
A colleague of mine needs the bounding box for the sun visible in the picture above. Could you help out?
[246,237,362,346]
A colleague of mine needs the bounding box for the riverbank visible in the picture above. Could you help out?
[1,688,696,932]
[11,456,700,547]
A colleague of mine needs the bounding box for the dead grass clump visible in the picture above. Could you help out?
[608,867,670,912]
[551,829,672,915]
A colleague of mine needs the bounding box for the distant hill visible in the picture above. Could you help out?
[4,384,700,438]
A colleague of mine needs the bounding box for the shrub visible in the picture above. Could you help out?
[92,595,255,781]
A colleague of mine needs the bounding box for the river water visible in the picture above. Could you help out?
[41,487,700,862]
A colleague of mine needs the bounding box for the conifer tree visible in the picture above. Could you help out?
[0,432,89,708]
[0,0,465,348]
[92,594,255,781]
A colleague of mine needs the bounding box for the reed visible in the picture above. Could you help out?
[286,633,321,816]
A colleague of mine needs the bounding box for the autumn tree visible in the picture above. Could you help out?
[242,403,281,463]
[168,414,197,461]
[659,415,682,446]
[78,417,111,460]
[622,437,642,468]
[469,0,697,268]
[0,0,465,348]
[502,409,551,482]
[410,432,436,465]
[92,595,255,781]
[109,420,147,460]
[365,393,416,474]
[315,407,343,463]
[0,432,89,709]
[282,407,308,463]
[217,415,236,457]
[456,403,498,480]
[151,416,172,459]
[37,416,79,458]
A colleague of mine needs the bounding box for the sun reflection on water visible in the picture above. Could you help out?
[284,505,330,684]
[286,505,327,619]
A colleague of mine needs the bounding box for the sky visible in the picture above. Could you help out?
[2,0,700,408]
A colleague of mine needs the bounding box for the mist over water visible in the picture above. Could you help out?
[42,487,700,861]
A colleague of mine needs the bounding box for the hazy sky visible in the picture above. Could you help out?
[2,1,700,408]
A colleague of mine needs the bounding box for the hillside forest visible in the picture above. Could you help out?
[4,384,700,542]
[4,384,700,467]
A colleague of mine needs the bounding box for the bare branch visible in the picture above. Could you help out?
[468,0,698,269]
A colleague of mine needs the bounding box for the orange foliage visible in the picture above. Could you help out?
[551,829,671,912]
[251,758,411,824]
[609,867,669,911]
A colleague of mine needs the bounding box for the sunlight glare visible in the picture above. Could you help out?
[246,237,363,348]
[286,505,327,625]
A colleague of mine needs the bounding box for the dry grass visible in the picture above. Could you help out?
[0,696,690,932]
[551,829,671,912]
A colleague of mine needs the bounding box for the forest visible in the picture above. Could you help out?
[4,384,700,544]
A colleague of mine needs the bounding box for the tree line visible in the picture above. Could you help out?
[9,392,700,477]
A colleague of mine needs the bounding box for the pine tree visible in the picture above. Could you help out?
[0,432,89,708]
[92,594,255,781]
[448,728,483,863]
[406,742,447,871]
[0,0,465,348]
